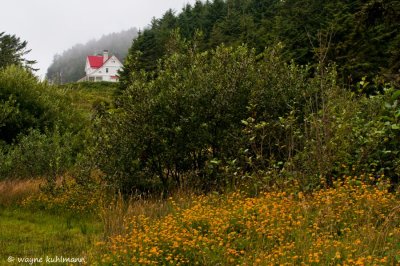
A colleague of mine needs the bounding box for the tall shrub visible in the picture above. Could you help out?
[95,44,314,193]
[0,66,84,179]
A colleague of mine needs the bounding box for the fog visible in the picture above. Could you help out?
[0,0,196,79]
[46,28,138,83]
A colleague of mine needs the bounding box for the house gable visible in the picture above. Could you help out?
[102,55,123,68]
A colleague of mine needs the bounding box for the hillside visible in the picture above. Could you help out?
[60,82,116,119]
[46,27,138,84]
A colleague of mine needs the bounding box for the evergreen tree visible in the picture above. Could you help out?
[0,32,36,71]
[120,0,400,91]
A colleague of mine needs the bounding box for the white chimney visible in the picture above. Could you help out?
[103,50,109,63]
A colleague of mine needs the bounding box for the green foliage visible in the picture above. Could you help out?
[0,95,18,130]
[0,207,101,263]
[0,66,85,179]
[287,78,400,189]
[95,44,318,193]
[373,87,400,182]
[0,32,37,71]
[120,0,400,91]
[23,176,104,215]
[62,81,118,90]
[0,66,73,143]
[3,1,398,195]
[1,129,75,180]
[98,35,400,194]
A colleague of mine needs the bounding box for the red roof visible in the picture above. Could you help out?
[88,56,105,68]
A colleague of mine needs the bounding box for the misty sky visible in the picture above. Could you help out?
[0,0,197,79]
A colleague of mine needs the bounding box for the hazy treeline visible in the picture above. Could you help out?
[46,27,138,84]
[120,0,400,93]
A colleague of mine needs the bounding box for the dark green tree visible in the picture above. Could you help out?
[119,0,400,91]
[0,32,36,71]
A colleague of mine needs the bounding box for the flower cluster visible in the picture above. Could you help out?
[98,176,400,265]
[22,176,102,214]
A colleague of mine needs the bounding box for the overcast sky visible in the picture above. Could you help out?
[0,0,197,79]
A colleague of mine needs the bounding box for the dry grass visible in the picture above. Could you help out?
[0,178,43,206]
[99,190,197,238]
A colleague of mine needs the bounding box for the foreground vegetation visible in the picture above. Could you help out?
[0,179,102,265]
[0,208,101,264]
[96,176,400,265]
[1,176,399,265]
[95,43,400,195]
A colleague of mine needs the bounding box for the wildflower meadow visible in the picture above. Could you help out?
[96,176,400,265]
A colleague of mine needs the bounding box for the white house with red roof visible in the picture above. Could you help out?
[78,50,123,82]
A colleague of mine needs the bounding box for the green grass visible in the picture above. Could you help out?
[59,82,117,119]
[0,207,102,265]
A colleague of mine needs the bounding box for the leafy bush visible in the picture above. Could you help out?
[0,129,74,180]
[0,66,85,179]
[288,79,400,189]
[95,39,400,194]
[94,44,315,193]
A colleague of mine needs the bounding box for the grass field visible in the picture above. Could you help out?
[0,208,101,265]
[0,178,101,265]
[60,81,117,119]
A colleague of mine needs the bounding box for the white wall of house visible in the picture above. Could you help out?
[83,55,122,82]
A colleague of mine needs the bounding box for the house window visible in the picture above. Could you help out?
[95,76,103,81]
[106,68,109,73]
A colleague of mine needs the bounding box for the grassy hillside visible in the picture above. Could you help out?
[60,81,117,119]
